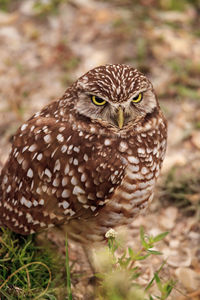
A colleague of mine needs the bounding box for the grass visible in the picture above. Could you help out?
[0,0,66,15]
[33,0,66,16]
[0,226,175,299]
[161,166,200,217]
[0,0,12,11]
[0,227,65,299]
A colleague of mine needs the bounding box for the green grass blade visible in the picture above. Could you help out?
[65,234,72,300]
[153,232,169,243]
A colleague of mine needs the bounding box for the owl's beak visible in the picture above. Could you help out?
[117,106,124,129]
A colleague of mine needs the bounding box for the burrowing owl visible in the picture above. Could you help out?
[0,64,167,243]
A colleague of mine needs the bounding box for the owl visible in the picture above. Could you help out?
[0,64,167,243]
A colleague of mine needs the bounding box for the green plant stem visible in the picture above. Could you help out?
[65,234,72,300]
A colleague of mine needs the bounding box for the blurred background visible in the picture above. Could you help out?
[0,0,200,299]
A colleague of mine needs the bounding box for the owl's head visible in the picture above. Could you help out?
[73,64,158,130]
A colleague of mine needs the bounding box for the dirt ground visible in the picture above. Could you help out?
[0,0,200,299]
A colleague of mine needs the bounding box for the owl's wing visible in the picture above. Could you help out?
[0,113,126,234]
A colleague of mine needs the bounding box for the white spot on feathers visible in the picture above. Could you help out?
[29,144,37,152]
[83,154,88,161]
[57,134,64,143]
[128,156,139,164]
[73,186,85,195]
[45,168,52,178]
[54,159,61,172]
[62,189,70,198]
[37,153,43,161]
[27,168,33,178]
[104,139,111,146]
[118,141,128,152]
[62,177,68,186]
[44,134,51,143]
[53,178,60,187]
[21,124,28,131]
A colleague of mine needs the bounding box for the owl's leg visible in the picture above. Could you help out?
[82,245,102,289]
[82,245,96,275]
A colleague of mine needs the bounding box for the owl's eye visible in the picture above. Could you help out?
[91,95,107,106]
[131,93,143,103]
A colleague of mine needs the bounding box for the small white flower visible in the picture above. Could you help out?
[105,228,117,239]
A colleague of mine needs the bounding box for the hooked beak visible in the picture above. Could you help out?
[117,106,124,129]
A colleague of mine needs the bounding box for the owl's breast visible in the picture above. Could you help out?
[95,126,167,227]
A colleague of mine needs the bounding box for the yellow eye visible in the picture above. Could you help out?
[131,93,143,103]
[91,95,106,106]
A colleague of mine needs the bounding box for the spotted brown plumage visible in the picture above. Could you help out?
[0,64,167,242]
